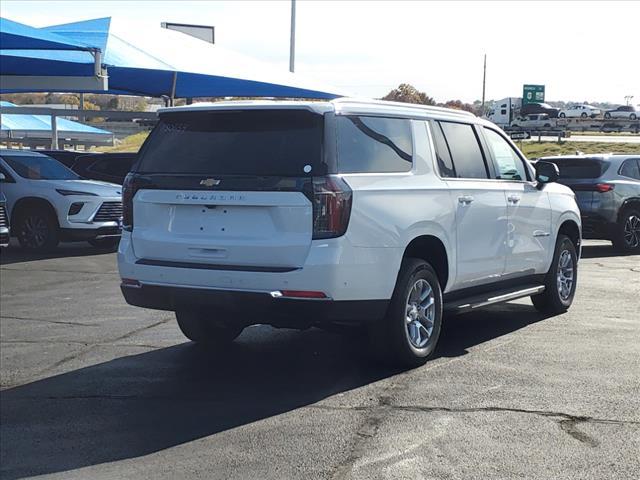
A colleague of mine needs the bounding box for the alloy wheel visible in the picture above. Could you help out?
[405,279,435,348]
[623,215,640,248]
[20,215,49,249]
[556,249,574,301]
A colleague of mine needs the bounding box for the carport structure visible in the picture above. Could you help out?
[0,101,114,149]
[0,16,344,147]
[0,16,343,100]
[0,17,107,92]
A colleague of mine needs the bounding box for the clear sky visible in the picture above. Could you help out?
[3,0,639,104]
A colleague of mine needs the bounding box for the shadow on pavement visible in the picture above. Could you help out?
[0,242,115,266]
[0,303,550,479]
[579,242,631,259]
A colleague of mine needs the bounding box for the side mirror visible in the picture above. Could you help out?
[535,161,559,188]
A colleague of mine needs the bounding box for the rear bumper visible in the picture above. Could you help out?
[121,282,388,327]
[118,232,403,302]
[580,214,615,240]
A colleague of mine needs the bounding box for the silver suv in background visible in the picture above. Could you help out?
[539,154,640,252]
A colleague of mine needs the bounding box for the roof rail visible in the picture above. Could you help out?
[332,97,476,118]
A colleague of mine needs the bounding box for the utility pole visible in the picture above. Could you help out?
[289,0,296,73]
[481,54,487,113]
[624,95,633,106]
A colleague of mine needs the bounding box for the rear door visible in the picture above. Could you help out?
[481,127,552,275]
[129,109,325,270]
[431,120,509,289]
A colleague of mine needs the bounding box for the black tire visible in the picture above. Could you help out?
[16,208,59,252]
[631,113,637,120]
[604,112,611,119]
[612,208,640,253]
[175,309,243,346]
[559,112,566,118]
[88,237,120,250]
[370,258,443,368]
[581,112,588,118]
[531,234,578,314]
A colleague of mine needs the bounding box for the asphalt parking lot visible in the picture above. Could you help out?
[0,241,638,480]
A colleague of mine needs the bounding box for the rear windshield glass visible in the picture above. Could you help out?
[544,159,608,179]
[137,110,324,176]
[2,154,79,180]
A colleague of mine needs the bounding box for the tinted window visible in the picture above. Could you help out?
[0,165,16,183]
[620,159,640,180]
[439,122,488,179]
[2,154,79,180]
[430,121,455,178]
[89,157,132,177]
[483,128,528,181]
[544,159,608,179]
[137,110,324,176]
[337,116,412,173]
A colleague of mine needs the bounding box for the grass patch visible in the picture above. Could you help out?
[97,131,150,153]
[519,141,640,159]
[569,131,640,137]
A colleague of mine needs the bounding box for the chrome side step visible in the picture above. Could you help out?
[444,285,545,313]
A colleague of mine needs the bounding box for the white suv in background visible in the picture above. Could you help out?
[118,99,581,367]
[0,150,123,251]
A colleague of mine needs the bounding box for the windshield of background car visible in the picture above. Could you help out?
[544,158,609,179]
[1,154,79,180]
[136,109,325,177]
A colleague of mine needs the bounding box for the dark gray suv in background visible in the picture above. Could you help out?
[539,154,640,252]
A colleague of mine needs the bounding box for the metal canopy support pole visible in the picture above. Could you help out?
[91,49,102,77]
[51,114,58,150]
[170,71,178,107]
[289,0,296,73]
[481,54,486,113]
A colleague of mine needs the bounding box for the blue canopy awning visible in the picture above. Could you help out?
[0,17,94,51]
[0,16,345,99]
[0,101,111,135]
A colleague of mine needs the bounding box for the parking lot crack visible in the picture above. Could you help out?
[1,315,96,327]
[19,318,174,384]
[315,402,637,453]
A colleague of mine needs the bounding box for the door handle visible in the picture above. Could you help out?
[507,195,521,204]
[458,195,474,205]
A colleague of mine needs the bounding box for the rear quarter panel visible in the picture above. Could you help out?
[341,121,457,291]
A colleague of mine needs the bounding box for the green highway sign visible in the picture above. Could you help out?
[523,84,545,105]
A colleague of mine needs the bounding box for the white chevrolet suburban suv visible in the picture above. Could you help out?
[118,99,581,367]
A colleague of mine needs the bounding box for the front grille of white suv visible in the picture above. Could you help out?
[94,202,123,222]
[0,205,7,229]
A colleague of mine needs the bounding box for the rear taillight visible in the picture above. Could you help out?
[570,183,615,193]
[122,173,144,231]
[311,175,352,239]
[595,183,614,193]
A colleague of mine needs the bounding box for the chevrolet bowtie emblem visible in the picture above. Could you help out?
[200,178,221,187]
